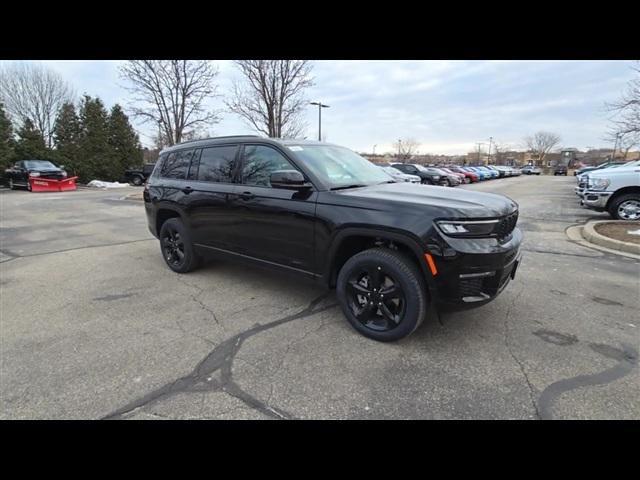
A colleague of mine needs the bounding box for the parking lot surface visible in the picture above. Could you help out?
[1,177,638,419]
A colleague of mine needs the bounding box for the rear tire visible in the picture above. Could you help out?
[336,247,428,342]
[159,218,201,273]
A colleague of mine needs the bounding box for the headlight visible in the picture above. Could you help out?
[588,178,610,190]
[61,170,67,177]
[29,172,40,177]
[436,219,499,237]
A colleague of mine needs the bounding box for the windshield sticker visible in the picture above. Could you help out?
[288,146,304,151]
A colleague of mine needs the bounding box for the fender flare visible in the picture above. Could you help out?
[324,226,438,296]
[154,202,189,234]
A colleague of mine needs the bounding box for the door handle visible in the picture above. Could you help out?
[182,186,193,194]
[239,191,255,200]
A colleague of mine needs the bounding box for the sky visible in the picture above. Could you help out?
[3,60,637,155]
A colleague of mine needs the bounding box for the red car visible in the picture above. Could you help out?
[448,166,479,183]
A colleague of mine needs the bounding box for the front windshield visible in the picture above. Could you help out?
[24,160,57,169]
[290,145,392,189]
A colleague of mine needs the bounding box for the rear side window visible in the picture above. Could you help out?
[160,149,193,179]
[195,145,238,183]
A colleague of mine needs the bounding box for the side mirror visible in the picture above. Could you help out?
[270,170,311,190]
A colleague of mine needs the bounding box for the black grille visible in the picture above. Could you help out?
[459,277,484,297]
[503,249,517,265]
[494,211,518,240]
[38,172,66,181]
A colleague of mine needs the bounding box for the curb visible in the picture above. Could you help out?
[583,221,640,255]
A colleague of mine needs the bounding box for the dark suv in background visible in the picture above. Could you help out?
[144,136,522,342]
[390,163,442,185]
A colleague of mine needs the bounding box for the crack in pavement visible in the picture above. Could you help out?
[102,291,338,420]
[174,276,220,325]
[502,285,541,420]
[537,342,638,420]
[521,247,600,259]
[0,238,154,259]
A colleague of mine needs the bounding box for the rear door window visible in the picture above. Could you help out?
[160,149,193,179]
[194,145,238,183]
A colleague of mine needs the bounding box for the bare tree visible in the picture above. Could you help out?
[119,60,221,146]
[605,129,640,159]
[0,62,74,147]
[226,60,314,138]
[607,61,640,136]
[392,138,420,162]
[524,131,561,166]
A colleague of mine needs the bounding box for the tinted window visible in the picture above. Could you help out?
[160,149,193,179]
[195,145,238,183]
[241,145,296,187]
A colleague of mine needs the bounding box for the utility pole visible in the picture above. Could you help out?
[611,133,620,161]
[309,102,330,141]
[475,142,485,164]
[487,136,493,165]
[398,139,402,162]
[373,144,377,155]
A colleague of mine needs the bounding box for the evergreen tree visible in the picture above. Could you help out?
[14,118,51,161]
[53,102,82,176]
[78,95,111,181]
[0,103,15,170]
[108,104,142,179]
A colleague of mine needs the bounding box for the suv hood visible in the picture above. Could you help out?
[326,183,518,218]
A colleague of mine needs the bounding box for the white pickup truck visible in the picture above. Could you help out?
[579,160,640,220]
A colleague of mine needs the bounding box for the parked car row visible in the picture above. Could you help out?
[381,163,523,187]
[574,159,640,220]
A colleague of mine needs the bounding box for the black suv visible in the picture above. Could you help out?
[390,163,441,185]
[144,136,522,342]
[553,165,568,176]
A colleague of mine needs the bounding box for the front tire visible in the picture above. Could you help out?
[336,248,428,342]
[132,175,143,186]
[608,194,640,221]
[159,218,201,273]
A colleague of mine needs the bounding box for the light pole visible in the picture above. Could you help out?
[373,144,377,155]
[310,102,329,141]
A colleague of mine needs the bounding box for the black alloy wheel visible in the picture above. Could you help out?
[345,266,406,332]
[162,226,185,268]
[159,218,200,273]
[337,248,428,341]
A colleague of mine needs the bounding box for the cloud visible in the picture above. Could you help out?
[2,60,636,154]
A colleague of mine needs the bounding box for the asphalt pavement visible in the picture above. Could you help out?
[0,176,638,419]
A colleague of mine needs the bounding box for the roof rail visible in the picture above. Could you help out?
[172,135,261,146]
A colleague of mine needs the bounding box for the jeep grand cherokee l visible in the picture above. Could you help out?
[144,136,522,342]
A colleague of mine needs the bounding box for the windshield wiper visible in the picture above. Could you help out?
[330,184,367,191]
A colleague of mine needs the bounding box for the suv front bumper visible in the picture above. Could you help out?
[580,190,612,210]
[429,228,523,310]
